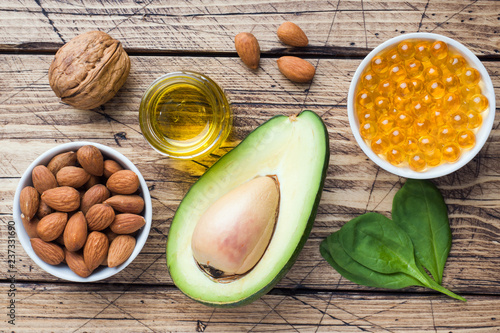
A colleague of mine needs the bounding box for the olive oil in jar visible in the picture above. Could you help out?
[139,71,231,159]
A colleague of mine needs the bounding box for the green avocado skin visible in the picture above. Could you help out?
[166,110,330,307]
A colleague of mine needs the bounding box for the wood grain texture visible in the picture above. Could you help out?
[1,283,499,332]
[0,0,499,56]
[0,54,499,296]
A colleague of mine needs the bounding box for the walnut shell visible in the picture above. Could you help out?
[48,31,130,110]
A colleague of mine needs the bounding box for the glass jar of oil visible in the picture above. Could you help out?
[139,71,231,159]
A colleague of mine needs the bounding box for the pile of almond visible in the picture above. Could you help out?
[19,145,146,278]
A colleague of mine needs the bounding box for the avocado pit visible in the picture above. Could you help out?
[191,176,280,280]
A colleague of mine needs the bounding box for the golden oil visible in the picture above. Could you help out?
[139,71,231,159]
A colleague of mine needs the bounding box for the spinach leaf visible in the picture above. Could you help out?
[392,179,451,285]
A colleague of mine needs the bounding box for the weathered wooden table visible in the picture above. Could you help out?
[1,1,499,332]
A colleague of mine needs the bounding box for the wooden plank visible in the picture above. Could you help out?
[1,54,499,295]
[1,283,499,332]
[0,0,499,56]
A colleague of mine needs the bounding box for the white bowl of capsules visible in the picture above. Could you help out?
[347,32,495,179]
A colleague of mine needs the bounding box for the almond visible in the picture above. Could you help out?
[110,213,146,234]
[235,32,260,69]
[104,195,144,214]
[103,159,123,178]
[32,165,58,194]
[55,233,65,246]
[64,211,88,252]
[37,212,68,242]
[20,186,39,221]
[30,238,64,265]
[103,228,119,243]
[106,170,140,195]
[56,166,91,188]
[80,184,110,214]
[77,145,104,176]
[277,56,315,83]
[108,235,136,268]
[277,21,309,47]
[65,249,92,277]
[47,151,77,175]
[86,203,115,231]
[22,216,39,238]
[36,200,52,219]
[84,175,101,190]
[83,231,109,271]
[41,186,81,212]
[100,251,108,266]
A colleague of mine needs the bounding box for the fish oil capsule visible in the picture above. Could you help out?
[410,78,424,94]
[413,117,431,136]
[447,55,466,73]
[408,153,426,172]
[460,85,480,100]
[461,67,480,86]
[429,55,448,68]
[387,107,399,119]
[425,148,442,167]
[361,70,380,90]
[371,56,389,75]
[387,147,405,166]
[437,125,457,143]
[374,96,391,111]
[377,79,396,97]
[409,101,428,117]
[371,135,390,154]
[356,89,374,109]
[443,74,460,92]
[395,79,415,99]
[442,143,461,162]
[403,136,419,155]
[426,80,446,99]
[388,127,406,146]
[397,41,415,60]
[414,41,431,62]
[377,114,395,133]
[468,94,489,112]
[424,65,443,81]
[418,135,437,152]
[389,64,406,82]
[442,93,461,112]
[405,59,424,79]
[417,92,435,106]
[396,112,413,128]
[392,95,410,111]
[386,48,403,65]
[360,121,378,139]
[448,111,468,130]
[466,111,482,129]
[357,108,377,122]
[430,109,447,127]
[457,130,476,149]
[430,40,448,60]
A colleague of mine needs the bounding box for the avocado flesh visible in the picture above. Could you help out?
[167,110,330,307]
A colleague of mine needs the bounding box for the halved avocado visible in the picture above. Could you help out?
[166,110,330,307]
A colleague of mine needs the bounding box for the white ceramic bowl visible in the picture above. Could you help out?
[13,142,152,282]
[348,32,496,179]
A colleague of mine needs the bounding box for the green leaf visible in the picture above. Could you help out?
[392,179,451,285]
[320,232,424,289]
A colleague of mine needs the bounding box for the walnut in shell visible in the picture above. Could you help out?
[48,31,131,110]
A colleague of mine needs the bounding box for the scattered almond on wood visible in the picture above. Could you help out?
[277,56,316,83]
[277,21,308,47]
[235,32,261,70]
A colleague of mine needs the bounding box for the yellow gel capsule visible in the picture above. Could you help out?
[447,55,466,73]
[413,117,431,136]
[377,79,396,97]
[396,112,413,128]
[356,89,374,109]
[361,70,380,91]
[466,111,482,129]
[442,93,461,112]
[387,147,405,166]
[377,114,395,133]
[460,85,481,100]
[424,65,443,81]
[374,96,391,111]
[414,41,431,62]
[388,127,406,146]
[426,80,446,99]
[408,153,427,172]
[389,64,407,82]
[410,78,424,94]
[468,94,489,112]
[387,107,399,119]
[461,67,480,86]
[425,148,442,167]
[392,95,410,111]
[357,108,377,122]
[418,92,435,106]
[371,135,390,154]
[402,136,419,155]
[360,121,378,140]
[418,135,437,152]
[371,56,389,75]
[442,143,461,162]
[430,109,447,128]
[448,111,468,130]
[409,101,428,117]
[395,79,415,99]
[405,59,423,78]
[437,125,457,143]
[398,41,415,60]
[443,74,460,92]
[457,130,476,149]
[430,40,449,60]
[386,48,403,65]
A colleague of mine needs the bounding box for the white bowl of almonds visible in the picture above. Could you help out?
[13,142,152,282]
